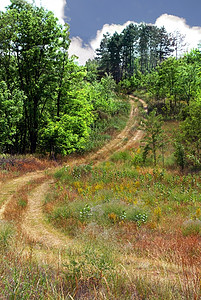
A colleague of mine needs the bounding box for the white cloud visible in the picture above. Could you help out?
[69,21,134,65]
[69,21,133,65]
[69,15,201,65]
[33,0,66,24]
[1,1,201,65]
[90,21,133,51]
[155,14,201,52]
[68,37,95,65]
[0,0,10,11]
[0,0,66,24]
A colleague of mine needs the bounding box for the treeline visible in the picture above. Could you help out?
[94,23,201,169]
[143,51,201,169]
[144,51,201,111]
[95,23,180,82]
[0,0,200,168]
[0,0,128,156]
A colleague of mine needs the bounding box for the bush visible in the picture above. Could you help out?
[110,151,132,162]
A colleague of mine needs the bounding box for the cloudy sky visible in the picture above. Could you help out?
[1,0,201,64]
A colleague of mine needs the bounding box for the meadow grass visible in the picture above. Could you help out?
[0,120,200,299]
[42,145,201,298]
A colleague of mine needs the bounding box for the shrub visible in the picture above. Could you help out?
[110,151,132,162]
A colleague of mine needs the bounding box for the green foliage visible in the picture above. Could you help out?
[118,73,142,94]
[181,99,201,167]
[0,1,129,156]
[96,23,174,83]
[110,151,132,162]
[140,109,164,166]
[174,98,201,169]
[85,59,99,83]
[133,213,148,227]
[177,62,200,105]
[0,0,71,153]
[79,204,92,221]
[174,140,186,170]
[88,74,120,115]
[39,91,94,155]
[0,81,24,152]
[143,50,201,119]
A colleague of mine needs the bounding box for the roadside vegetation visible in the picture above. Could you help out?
[0,0,200,299]
[0,149,200,299]
[42,126,200,299]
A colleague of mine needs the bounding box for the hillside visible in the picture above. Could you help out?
[0,1,200,299]
[0,97,200,299]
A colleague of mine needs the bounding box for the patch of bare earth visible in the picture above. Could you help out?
[21,180,72,249]
[0,171,46,220]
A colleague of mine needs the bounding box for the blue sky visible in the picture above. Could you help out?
[1,0,201,64]
[66,0,201,42]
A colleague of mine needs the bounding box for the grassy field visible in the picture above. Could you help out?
[42,148,200,299]
[0,119,200,299]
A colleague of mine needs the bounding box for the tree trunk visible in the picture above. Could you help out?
[30,130,37,153]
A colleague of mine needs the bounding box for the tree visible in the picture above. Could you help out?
[39,88,93,156]
[0,81,24,152]
[138,23,150,73]
[180,98,201,167]
[138,24,173,73]
[178,63,200,105]
[107,32,122,83]
[0,0,70,153]
[156,26,174,63]
[121,24,139,78]
[85,59,99,83]
[96,23,174,83]
[177,51,201,105]
[157,58,180,110]
[140,109,164,166]
[96,33,111,78]
[170,31,187,59]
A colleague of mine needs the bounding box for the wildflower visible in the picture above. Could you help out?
[108,212,117,223]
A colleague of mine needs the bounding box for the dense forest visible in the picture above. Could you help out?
[0,0,200,170]
[0,0,129,156]
[86,24,201,170]
[95,23,175,81]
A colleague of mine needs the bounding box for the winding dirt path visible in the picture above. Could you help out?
[21,180,72,249]
[0,97,147,251]
[0,171,46,220]
[84,96,147,165]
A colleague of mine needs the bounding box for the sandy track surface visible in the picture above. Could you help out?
[0,97,147,250]
[21,180,72,249]
[0,171,46,220]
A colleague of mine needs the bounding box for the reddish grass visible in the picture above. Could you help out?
[3,176,48,224]
[0,156,57,180]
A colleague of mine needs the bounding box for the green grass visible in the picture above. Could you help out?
[0,118,201,299]
[42,129,201,297]
[83,99,131,152]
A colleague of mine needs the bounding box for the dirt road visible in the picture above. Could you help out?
[0,97,146,251]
